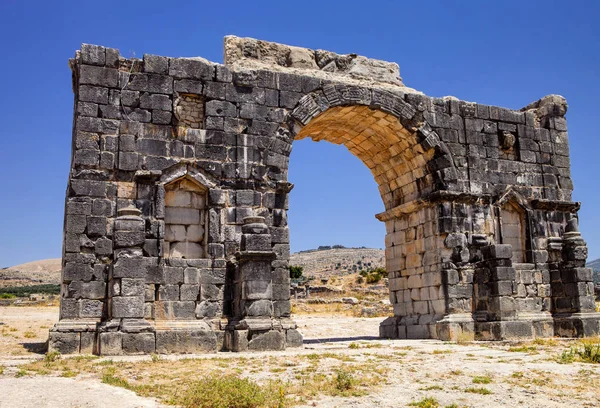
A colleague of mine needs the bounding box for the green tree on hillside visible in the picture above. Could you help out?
[289,265,304,279]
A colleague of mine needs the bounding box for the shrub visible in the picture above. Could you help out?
[408,397,440,408]
[44,351,61,365]
[289,266,304,280]
[359,270,368,277]
[181,374,286,408]
[577,342,600,363]
[472,375,492,384]
[366,272,382,284]
[0,293,16,299]
[464,387,492,395]
[371,267,388,278]
[356,276,364,284]
[333,369,354,392]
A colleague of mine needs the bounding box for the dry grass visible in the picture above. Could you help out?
[22,350,389,407]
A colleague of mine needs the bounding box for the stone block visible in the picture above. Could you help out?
[155,328,217,353]
[169,58,214,81]
[226,330,249,352]
[63,263,94,282]
[245,299,273,317]
[81,44,105,66]
[80,332,96,354]
[483,244,513,260]
[98,332,123,355]
[114,231,145,248]
[173,301,196,319]
[113,258,147,278]
[206,100,236,117]
[48,332,80,354]
[406,324,430,339]
[165,207,200,224]
[112,296,144,318]
[248,330,285,351]
[242,281,272,300]
[68,281,106,300]
[195,301,220,318]
[200,284,221,301]
[80,65,118,87]
[143,54,168,74]
[180,284,200,301]
[122,333,156,354]
[273,300,291,317]
[159,284,180,301]
[121,278,145,296]
[163,266,184,285]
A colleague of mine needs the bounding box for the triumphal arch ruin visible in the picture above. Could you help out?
[49,37,600,354]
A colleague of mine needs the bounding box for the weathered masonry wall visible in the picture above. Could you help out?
[50,37,600,355]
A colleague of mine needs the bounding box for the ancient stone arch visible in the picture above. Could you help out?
[49,37,600,355]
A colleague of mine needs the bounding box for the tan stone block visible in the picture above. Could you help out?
[413,301,429,315]
[118,182,136,199]
[420,287,429,301]
[407,274,422,288]
[186,225,204,242]
[170,242,203,259]
[406,253,422,269]
[165,190,192,207]
[411,288,420,301]
[431,299,446,314]
[165,225,186,242]
[429,286,439,300]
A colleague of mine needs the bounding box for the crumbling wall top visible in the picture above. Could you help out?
[224,36,406,89]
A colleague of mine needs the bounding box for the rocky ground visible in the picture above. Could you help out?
[1,306,600,407]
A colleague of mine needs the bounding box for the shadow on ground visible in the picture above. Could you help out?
[303,336,381,344]
[21,341,47,354]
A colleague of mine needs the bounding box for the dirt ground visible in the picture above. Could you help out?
[1,306,600,407]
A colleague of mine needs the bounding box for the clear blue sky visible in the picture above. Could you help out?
[1,1,599,267]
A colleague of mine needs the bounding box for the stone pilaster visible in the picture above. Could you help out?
[99,207,155,355]
[224,216,301,351]
[553,217,600,337]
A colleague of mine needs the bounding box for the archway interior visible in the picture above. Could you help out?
[294,106,436,211]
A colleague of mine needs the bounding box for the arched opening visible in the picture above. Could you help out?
[288,138,385,251]
[294,106,436,210]
[287,104,447,339]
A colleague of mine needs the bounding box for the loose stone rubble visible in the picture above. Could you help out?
[49,36,600,355]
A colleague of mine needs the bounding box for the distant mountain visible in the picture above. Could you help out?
[0,258,61,288]
[291,247,384,277]
[587,258,600,284]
